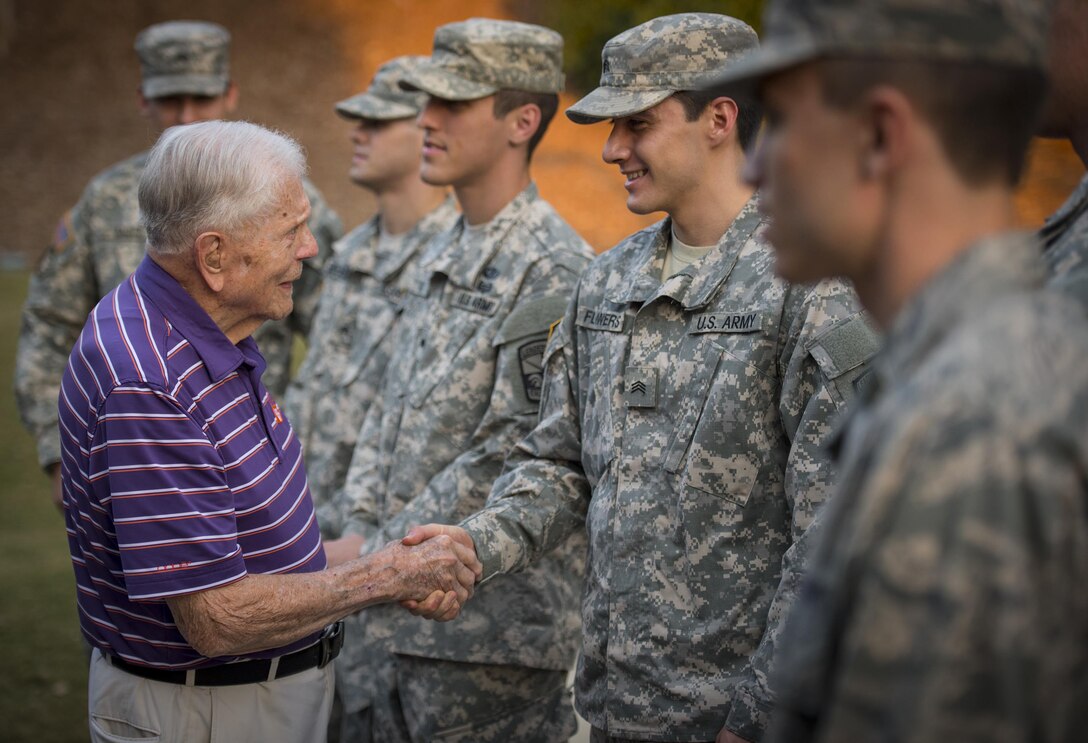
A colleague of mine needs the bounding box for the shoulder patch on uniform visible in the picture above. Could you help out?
[50,210,76,256]
[518,338,547,404]
[493,295,571,346]
[807,313,881,378]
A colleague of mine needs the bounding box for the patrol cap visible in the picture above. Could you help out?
[135,21,230,99]
[706,0,1052,93]
[399,18,564,101]
[335,56,432,121]
[566,13,758,125]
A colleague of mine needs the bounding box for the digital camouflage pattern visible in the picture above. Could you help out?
[767,235,1088,743]
[134,21,231,98]
[364,655,572,743]
[461,198,879,742]
[566,13,759,124]
[335,184,593,728]
[284,197,459,538]
[1041,173,1088,312]
[15,151,342,469]
[334,55,433,121]
[400,18,564,101]
[707,0,1052,91]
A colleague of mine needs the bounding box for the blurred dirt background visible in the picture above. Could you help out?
[0,0,1079,267]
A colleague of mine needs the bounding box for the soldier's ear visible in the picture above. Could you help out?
[222,81,240,113]
[195,232,226,292]
[859,85,909,181]
[706,96,740,149]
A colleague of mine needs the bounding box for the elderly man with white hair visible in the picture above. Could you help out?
[57,120,481,743]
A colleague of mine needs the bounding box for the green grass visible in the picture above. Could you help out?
[0,270,89,742]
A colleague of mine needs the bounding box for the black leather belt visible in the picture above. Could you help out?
[107,620,344,687]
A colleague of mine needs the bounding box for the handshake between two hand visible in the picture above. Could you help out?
[381,524,482,623]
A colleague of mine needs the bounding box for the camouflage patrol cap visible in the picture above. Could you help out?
[135,21,230,99]
[336,56,431,121]
[399,18,564,100]
[566,13,758,124]
[707,0,1051,92]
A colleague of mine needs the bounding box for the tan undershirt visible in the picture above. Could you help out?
[662,228,715,280]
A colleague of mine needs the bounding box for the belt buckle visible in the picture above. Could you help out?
[319,620,344,668]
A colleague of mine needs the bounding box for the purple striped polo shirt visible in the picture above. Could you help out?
[58,256,326,669]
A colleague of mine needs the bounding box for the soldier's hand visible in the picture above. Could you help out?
[323,533,365,567]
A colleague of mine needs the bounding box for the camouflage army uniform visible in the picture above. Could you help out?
[285,197,458,538]
[702,1,1086,741]
[15,154,340,470]
[766,235,1088,743]
[1041,173,1088,309]
[339,183,593,741]
[461,198,876,742]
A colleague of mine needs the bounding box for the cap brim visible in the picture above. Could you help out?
[702,37,823,96]
[398,64,496,101]
[142,75,229,99]
[335,94,419,121]
[565,87,674,125]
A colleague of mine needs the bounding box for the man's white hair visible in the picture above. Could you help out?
[139,120,307,255]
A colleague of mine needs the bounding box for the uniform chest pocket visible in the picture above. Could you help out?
[576,322,630,484]
[664,338,775,508]
[407,299,493,409]
[338,301,399,388]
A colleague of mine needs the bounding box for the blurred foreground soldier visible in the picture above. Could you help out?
[403,14,876,743]
[282,55,458,742]
[1039,0,1088,306]
[285,56,457,541]
[60,120,479,743]
[323,18,594,742]
[709,0,1088,740]
[16,20,342,508]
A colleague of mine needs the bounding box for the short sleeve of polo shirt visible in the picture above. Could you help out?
[91,384,247,600]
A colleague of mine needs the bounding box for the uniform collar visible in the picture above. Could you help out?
[344,195,459,281]
[606,193,764,310]
[421,183,539,289]
[873,231,1045,396]
[1041,172,1088,252]
[135,255,263,382]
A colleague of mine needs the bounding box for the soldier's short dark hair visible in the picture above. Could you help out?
[816,57,1047,187]
[493,90,560,160]
[671,89,763,153]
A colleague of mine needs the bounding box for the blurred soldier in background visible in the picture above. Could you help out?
[281,55,458,742]
[709,0,1088,740]
[285,55,457,542]
[324,18,594,743]
[404,13,876,743]
[15,20,342,509]
[1039,0,1088,306]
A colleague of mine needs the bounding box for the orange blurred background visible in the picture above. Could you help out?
[0,0,1080,262]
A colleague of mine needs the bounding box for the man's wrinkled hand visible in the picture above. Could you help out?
[379,530,480,621]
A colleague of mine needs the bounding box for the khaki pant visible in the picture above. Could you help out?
[88,648,334,743]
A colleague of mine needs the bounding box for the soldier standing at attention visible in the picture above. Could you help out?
[282,55,459,742]
[705,0,1088,740]
[1039,0,1088,307]
[16,20,342,508]
[403,14,877,743]
[321,18,594,742]
[284,56,458,544]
